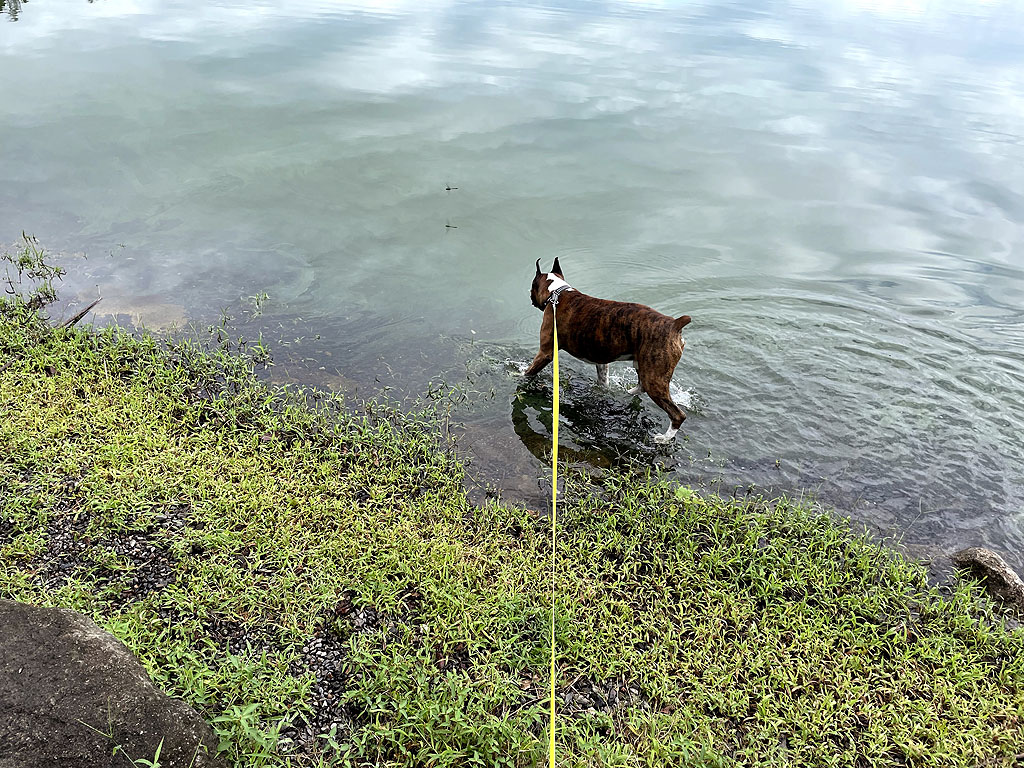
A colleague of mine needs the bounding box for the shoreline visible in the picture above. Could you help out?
[3,264,1024,766]
[45,266,1022,581]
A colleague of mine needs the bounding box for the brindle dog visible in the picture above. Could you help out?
[525,257,691,443]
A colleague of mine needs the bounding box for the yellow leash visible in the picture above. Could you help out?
[548,304,560,768]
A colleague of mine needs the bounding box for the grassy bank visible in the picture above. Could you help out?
[2,252,1023,766]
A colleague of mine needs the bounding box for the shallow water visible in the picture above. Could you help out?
[3,0,1024,568]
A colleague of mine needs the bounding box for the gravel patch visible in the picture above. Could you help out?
[28,503,191,603]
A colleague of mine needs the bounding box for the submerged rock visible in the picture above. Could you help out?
[0,600,223,768]
[952,547,1024,612]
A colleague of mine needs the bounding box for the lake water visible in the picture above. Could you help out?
[3,0,1024,570]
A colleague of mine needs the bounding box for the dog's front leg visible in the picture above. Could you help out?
[523,351,552,376]
[523,315,555,377]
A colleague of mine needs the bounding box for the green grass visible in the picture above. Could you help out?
[2,248,1023,766]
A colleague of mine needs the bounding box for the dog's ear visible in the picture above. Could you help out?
[535,259,542,276]
[551,257,563,277]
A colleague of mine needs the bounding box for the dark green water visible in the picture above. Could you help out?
[3,0,1023,567]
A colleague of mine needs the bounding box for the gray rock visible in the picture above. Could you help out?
[0,600,224,768]
[952,547,1024,611]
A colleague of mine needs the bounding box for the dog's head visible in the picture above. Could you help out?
[530,257,565,311]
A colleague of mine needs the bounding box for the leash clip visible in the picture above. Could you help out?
[547,285,570,308]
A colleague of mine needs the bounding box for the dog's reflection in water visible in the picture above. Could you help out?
[511,371,661,466]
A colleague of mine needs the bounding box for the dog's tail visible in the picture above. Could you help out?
[673,315,692,333]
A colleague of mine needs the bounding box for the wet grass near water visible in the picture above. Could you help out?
[2,257,1024,766]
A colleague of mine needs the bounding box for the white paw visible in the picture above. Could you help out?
[653,427,678,444]
[627,385,642,395]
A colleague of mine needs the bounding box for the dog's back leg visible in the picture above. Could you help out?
[596,364,609,386]
[646,383,686,443]
[638,345,685,443]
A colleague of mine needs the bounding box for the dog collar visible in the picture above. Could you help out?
[545,285,573,309]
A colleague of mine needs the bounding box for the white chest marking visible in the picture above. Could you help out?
[546,274,573,293]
